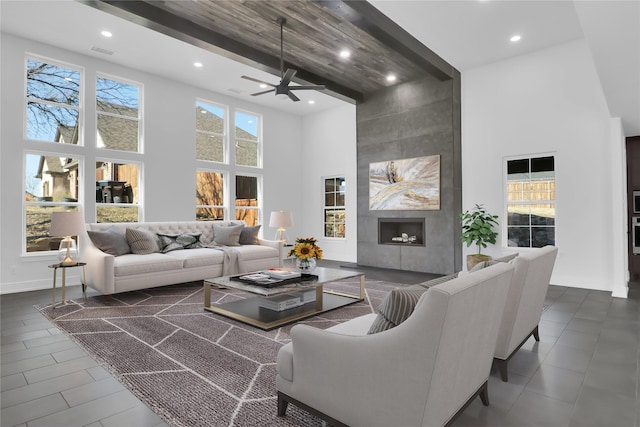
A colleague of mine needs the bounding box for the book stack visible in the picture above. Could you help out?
[265,269,301,280]
[258,293,303,311]
[294,288,317,303]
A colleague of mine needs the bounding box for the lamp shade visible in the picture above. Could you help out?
[50,211,85,237]
[269,211,293,228]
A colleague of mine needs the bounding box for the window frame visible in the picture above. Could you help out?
[233,109,262,168]
[195,168,228,221]
[234,173,262,226]
[196,99,228,164]
[95,157,143,223]
[323,175,346,239]
[503,153,556,249]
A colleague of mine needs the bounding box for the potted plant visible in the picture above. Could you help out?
[460,204,499,270]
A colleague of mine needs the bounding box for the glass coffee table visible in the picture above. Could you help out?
[203,267,365,330]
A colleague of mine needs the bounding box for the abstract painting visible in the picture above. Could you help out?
[369,155,440,210]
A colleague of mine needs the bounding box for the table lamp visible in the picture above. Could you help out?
[269,211,293,243]
[50,211,85,266]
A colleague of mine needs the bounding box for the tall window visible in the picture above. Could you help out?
[26,57,81,144]
[196,101,226,163]
[235,111,261,167]
[324,177,346,238]
[96,75,141,152]
[236,175,260,226]
[506,155,555,248]
[196,170,225,220]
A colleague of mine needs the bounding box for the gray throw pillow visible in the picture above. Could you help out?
[367,285,429,334]
[212,223,243,246]
[87,226,130,256]
[239,225,261,245]
[414,272,459,289]
[125,227,161,254]
[157,233,203,253]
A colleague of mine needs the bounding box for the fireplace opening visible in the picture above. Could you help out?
[378,218,425,246]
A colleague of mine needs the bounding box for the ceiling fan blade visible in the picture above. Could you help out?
[250,89,275,96]
[241,75,276,87]
[287,91,300,102]
[289,85,326,91]
[281,69,297,86]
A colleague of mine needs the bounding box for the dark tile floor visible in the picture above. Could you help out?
[1,264,638,427]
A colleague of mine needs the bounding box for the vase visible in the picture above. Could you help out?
[295,257,317,273]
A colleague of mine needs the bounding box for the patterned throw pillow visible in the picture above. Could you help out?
[414,272,459,289]
[367,285,429,334]
[157,233,203,253]
[239,225,261,245]
[87,225,131,256]
[125,227,161,254]
[212,223,243,246]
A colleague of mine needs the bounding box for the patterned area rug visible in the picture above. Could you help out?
[36,278,402,427]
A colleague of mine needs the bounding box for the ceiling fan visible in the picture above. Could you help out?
[241,17,325,102]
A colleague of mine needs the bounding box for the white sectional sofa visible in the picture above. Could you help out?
[81,221,282,295]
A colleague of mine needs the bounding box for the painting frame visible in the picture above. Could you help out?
[369,154,440,211]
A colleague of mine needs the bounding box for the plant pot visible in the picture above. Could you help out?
[467,254,492,271]
[295,257,317,273]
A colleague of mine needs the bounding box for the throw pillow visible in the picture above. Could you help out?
[125,227,161,254]
[157,232,203,253]
[494,253,519,263]
[87,226,131,256]
[367,285,429,334]
[239,225,261,245]
[414,272,459,289]
[212,223,243,246]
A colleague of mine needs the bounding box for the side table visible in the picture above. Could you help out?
[48,262,87,308]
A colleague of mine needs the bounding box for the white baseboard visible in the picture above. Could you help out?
[1,273,84,295]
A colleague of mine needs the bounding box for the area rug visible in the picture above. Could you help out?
[36,277,402,427]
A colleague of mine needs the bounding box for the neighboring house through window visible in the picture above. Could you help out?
[324,176,346,238]
[505,155,556,248]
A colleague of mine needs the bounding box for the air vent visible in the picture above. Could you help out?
[227,88,243,94]
[90,46,114,55]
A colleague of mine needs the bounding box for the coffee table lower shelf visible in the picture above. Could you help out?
[204,292,362,330]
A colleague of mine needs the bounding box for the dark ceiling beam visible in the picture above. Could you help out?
[316,0,456,81]
[76,0,363,103]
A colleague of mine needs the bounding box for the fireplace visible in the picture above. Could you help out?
[378,218,425,246]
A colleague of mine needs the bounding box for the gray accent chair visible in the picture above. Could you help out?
[276,262,515,427]
[493,245,558,381]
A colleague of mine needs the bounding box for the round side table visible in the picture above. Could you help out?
[48,262,87,308]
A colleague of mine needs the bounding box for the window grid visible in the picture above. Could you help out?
[196,100,227,163]
[324,176,346,239]
[196,170,226,221]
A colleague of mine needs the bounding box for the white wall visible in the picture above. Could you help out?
[462,39,625,294]
[0,33,308,293]
[301,105,358,262]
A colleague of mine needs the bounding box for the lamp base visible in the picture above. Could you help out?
[57,237,78,266]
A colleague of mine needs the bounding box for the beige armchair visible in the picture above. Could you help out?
[493,245,558,381]
[276,262,515,427]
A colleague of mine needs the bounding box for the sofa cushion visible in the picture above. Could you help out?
[213,223,243,246]
[234,245,279,261]
[163,248,225,268]
[113,253,184,276]
[87,225,131,256]
[157,232,204,253]
[239,225,261,245]
[125,227,161,254]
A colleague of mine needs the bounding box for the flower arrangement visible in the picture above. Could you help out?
[287,237,323,260]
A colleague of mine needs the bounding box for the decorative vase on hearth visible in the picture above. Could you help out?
[296,257,317,273]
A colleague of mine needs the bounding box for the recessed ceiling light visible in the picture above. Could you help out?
[259,83,268,89]
[510,35,521,42]
[308,100,315,104]
[101,30,112,38]
[386,74,397,82]
[339,50,350,59]
[194,62,203,68]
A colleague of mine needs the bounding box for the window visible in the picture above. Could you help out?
[234,111,261,167]
[196,101,226,163]
[506,155,555,248]
[96,75,141,152]
[324,177,346,238]
[24,152,81,253]
[236,175,260,226]
[26,57,81,143]
[196,170,225,220]
[96,160,140,223]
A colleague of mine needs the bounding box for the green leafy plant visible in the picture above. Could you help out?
[460,204,499,255]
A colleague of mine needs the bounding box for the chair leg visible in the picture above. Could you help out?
[532,325,540,341]
[479,381,490,406]
[277,392,289,416]
[495,358,509,382]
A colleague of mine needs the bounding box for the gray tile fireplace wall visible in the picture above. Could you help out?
[356,73,462,274]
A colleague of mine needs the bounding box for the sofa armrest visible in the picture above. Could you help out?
[80,232,115,295]
[257,238,283,266]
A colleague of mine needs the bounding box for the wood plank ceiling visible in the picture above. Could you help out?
[79,0,457,103]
